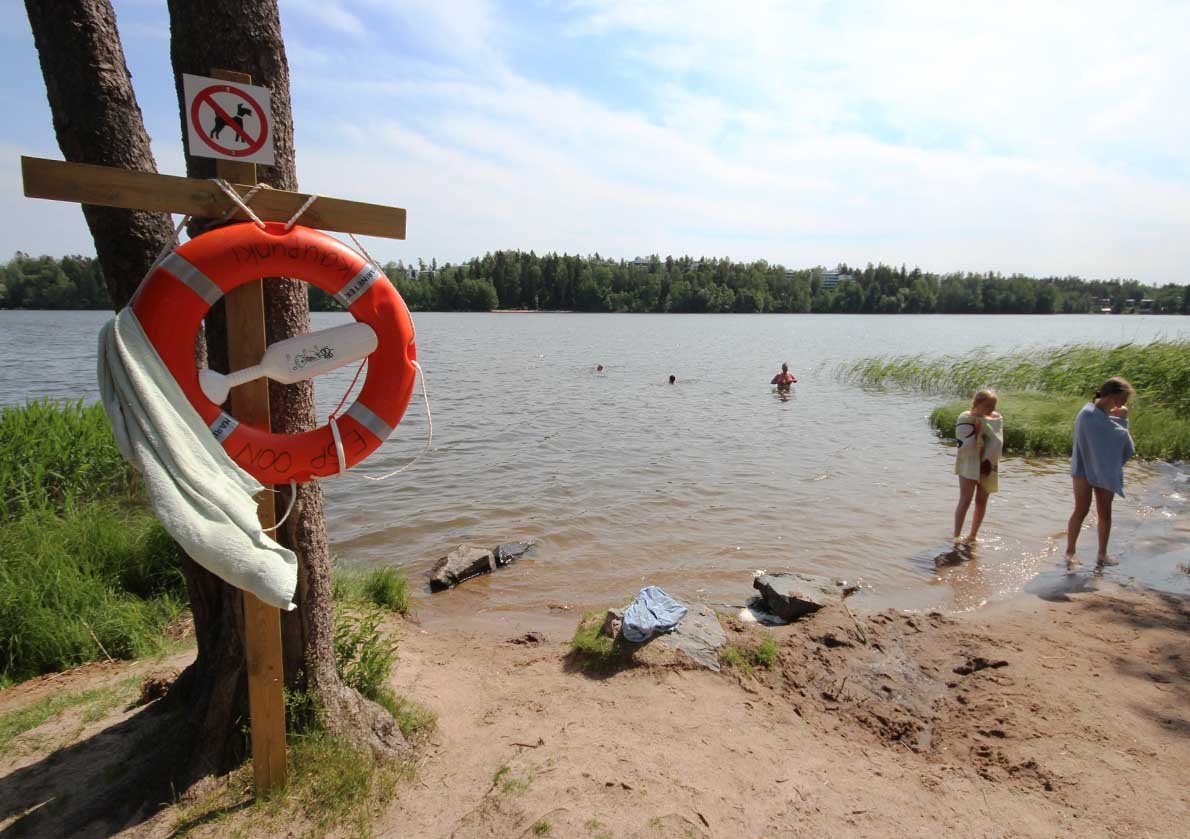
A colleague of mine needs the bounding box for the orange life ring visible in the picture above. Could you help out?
[131,221,417,484]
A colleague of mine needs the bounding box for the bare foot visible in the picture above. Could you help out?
[1065,553,1081,571]
[1097,555,1120,567]
[962,534,979,545]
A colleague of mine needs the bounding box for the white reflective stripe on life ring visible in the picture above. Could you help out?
[346,401,394,441]
[161,252,223,306]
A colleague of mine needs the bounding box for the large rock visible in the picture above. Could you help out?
[752,572,846,621]
[604,603,726,671]
[429,544,495,591]
[656,603,726,671]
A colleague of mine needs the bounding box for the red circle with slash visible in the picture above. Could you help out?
[191,84,269,158]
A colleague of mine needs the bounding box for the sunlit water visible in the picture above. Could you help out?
[3,310,1187,631]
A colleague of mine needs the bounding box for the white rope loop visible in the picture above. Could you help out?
[212,179,268,229]
[285,194,319,231]
[350,359,432,482]
[262,479,299,533]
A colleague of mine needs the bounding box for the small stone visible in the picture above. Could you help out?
[493,542,533,566]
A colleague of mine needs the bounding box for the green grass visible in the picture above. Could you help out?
[374,690,437,743]
[0,401,186,685]
[569,610,633,672]
[0,677,140,750]
[843,339,1190,459]
[175,727,411,839]
[0,502,186,683]
[332,566,411,615]
[0,400,137,519]
[533,820,553,835]
[721,638,779,675]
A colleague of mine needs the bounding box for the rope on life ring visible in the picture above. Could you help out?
[131,221,418,484]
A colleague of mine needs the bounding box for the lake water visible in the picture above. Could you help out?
[3,310,1188,632]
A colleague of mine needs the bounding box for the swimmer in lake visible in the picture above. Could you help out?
[668,374,676,384]
[771,362,797,392]
[596,364,604,373]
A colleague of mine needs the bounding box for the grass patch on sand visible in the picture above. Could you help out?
[843,340,1190,459]
[332,566,411,615]
[176,604,434,839]
[721,638,779,675]
[173,727,413,839]
[0,676,141,751]
[569,610,633,671]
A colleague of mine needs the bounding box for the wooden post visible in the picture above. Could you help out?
[211,68,287,795]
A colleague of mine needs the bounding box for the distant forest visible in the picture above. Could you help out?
[4,250,1189,315]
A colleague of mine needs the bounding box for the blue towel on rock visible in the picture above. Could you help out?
[622,586,688,643]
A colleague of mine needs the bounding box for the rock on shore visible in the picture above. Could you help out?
[429,542,535,591]
[752,572,851,621]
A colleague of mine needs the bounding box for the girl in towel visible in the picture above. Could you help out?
[953,389,1003,544]
[1065,377,1135,568]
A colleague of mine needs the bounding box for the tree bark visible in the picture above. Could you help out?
[165,0,404,782]
[24,0,174,309]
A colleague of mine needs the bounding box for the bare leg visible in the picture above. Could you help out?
[1093,487,1115,565]
[1066,477,1092,561]
[966,484,990,542]
[954,478,977,540]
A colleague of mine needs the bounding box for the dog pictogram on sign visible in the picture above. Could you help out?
[183,73,276,165]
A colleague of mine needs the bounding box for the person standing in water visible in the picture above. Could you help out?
[770,362,797,391]
[953,389,1003,544]
[1066,377,1135,568]
[668,374,676,385]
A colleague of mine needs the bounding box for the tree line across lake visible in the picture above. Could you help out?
[4,249,1189,315]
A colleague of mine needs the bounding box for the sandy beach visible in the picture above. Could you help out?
[2,573,1187,839]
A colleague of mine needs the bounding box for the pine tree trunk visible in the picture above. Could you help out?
[165,0,404,783]
[24,0,174,309]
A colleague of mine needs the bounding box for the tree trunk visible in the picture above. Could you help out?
[24,0,174,309]
[165,0,404,783]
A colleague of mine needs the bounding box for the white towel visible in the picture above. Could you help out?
[97,308,297,610]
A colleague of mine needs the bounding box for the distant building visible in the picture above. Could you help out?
[629,256,651,268]
[1139,298,1155,312]
[819,268,853,290]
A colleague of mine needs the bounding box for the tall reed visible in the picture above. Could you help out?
[843,339,1190,411]
[0,400,136,519]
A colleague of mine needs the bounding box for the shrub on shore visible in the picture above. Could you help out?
[844,340,1190,459]
[0,400,185,685]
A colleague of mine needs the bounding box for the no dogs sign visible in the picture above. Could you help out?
[183,73,276,165]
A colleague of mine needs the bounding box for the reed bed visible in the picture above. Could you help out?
[843,339,1190,413]
[843,340,1190,459]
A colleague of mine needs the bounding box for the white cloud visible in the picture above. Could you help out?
[3,0,1188,284]
[283,0,365,37]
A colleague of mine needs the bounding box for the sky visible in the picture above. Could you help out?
[2,0,1188,284]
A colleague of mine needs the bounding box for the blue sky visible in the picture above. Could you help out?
[2,0,1188,283]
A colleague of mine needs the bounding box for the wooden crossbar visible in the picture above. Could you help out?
[21,155,406,240]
